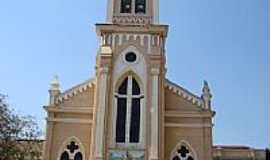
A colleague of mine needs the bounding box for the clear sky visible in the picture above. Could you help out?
[0,0,269,148]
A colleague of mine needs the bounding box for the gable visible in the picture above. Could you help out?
[165,79,203,112]
[55,79,96,108]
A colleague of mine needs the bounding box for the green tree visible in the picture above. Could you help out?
[0,94,42,160]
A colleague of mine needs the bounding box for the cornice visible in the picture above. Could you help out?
[165,111,214,118]
[45,107,94,114]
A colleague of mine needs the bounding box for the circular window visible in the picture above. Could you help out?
[125,52,137,63]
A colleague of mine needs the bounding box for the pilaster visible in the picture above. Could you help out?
[150,68,160,160]
[42,119,54,160]
[94,67,110,160]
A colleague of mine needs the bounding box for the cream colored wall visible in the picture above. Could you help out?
[44,86,95,160]
[165,88,202,112]
[164,88,213,160]
[50,123,92,160]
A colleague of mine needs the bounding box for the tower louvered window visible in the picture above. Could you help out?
[121,0,132,13]
[115,75,143,143]
[135,0,146,14]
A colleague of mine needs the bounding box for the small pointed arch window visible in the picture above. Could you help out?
[171,143,196,160]
[74,152,83,160]
[58,138,85,160]
[135,0,146,14]
[60,151,69,160]
[121,0,132,13]
[115,74,143,144]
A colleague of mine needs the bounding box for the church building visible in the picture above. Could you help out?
[42,0,267,160]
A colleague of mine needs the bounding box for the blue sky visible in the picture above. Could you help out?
[0,0,269,148]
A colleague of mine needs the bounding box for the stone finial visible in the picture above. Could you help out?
[202,80,212,109]
[49,75,61,105]
[50,75,60,91]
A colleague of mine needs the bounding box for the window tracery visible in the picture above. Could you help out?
[115,75,143,144]
[171,143,196,160]
[59,138,85,160]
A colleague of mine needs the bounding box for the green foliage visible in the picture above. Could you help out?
[0,94,42,160]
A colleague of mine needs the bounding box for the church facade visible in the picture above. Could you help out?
[42,0,267,160]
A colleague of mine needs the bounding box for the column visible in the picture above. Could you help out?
[153,0,159,24]
[94,67,109,160]
[106,0,114,23]
[150,68,160,160]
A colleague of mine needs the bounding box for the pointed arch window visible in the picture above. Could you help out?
[74,152,83,160]
[135,0,146,14]
[121,0,132,13]
[115,75,143,144]
[60,151,69,160]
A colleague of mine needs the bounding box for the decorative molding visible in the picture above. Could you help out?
[165,123,212,128]
[165,111,213,118]
[99,67,110,75]
[55,79,96,105]
[151,68,160,76]
[47,118,93,124]
[112,15,152,25]
[46,107,94,114]
[165,79,203,107]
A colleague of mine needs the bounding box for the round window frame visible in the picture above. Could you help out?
[123,51,139,64]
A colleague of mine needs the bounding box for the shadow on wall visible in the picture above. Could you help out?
[266,148,270,160]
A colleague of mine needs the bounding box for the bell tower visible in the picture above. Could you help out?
[92,0,168,160]
[107,0,159,24]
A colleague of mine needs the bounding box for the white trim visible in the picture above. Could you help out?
[165,123,212,128]
[46,107,94,114]
[47,118,93,124]
[57,136,86,160]
[147,35,151,53]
